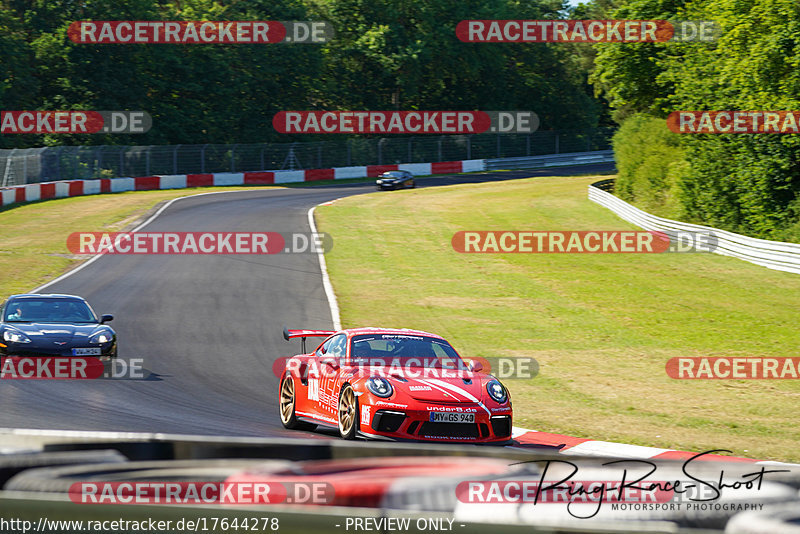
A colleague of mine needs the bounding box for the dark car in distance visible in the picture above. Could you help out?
[0,294,117,359]
[376,171,416,190]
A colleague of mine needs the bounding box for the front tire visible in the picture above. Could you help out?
[338,384,359,440]
[279,374,316,430]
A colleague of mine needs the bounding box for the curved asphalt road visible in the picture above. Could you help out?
[0,164,613,438]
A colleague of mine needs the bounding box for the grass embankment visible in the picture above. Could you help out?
[316,175,800,462]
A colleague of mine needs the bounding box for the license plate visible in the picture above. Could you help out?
[72,348,101,356]
[429,412,475,423]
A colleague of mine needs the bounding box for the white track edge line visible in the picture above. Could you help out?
[308,203,342,331]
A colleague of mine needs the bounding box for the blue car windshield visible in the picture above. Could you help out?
[4,298,99,324]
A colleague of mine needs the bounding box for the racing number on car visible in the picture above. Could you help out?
[360,405,371,425]
[308,378,320,401]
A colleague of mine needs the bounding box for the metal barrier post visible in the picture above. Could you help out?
[96,146,104,178]
[174,145,180,174]
[260,144,266,171]
[57,147,65,181]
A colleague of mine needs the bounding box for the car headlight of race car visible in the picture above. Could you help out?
[366,376,394,398]
[89,331,112,344]
[487,380,508,403]
[3,329,31,344]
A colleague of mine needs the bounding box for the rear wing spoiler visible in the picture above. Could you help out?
[283,327,336,353]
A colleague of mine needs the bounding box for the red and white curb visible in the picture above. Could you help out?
[511,426,798,466]
[0,159,486,208]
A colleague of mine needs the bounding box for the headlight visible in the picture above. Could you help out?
[89,331,112,344]
[487,380,508,403]
[365,376,394,398]
[3,329,31,343]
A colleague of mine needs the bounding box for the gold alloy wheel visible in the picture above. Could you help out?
[338,385,356,437]
[280,376,295,425]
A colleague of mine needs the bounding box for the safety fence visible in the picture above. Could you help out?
[0,129,615,185]
[0,151,619,208]
[589,179,800,275]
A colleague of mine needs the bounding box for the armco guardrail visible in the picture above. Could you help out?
[589,180,800,275]
[486,150,615,170]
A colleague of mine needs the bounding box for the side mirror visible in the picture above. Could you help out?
[468,360,483,373]
[320,356,340,369]
[101,314,114,324]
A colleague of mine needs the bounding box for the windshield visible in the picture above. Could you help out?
[4,298,99,324]
[380,172,403,178]
[349,334,467,369]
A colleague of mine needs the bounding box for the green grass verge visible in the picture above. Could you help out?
[316,174,800,462]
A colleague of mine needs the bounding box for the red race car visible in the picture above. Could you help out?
[278,327,513,444]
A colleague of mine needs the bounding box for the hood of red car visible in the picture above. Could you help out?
[393,372,486,403]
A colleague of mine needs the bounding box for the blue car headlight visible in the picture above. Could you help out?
[366,376,394,398]
[89,331,112,344]
[487,380,508,404]
[3,329,31,344]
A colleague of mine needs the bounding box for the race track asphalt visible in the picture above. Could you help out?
[0,164,613,438]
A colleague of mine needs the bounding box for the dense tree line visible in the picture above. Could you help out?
[0,0,601,148]
[5,0,797,240]
[592,0,800,240]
